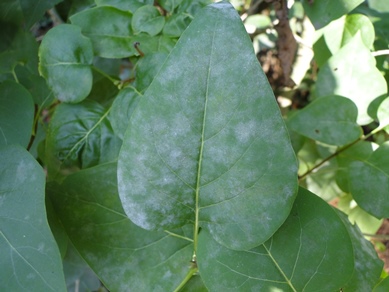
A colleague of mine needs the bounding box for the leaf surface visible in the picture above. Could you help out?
[0,81,34,148]
[197,188,354,291]
[46,100,121,179]
[95,0,153,13]
[0,145,66,291]
[38,24,93,103]
[48,163,193,291]
[315,33,387,125]
[70,7,175,58]
[287,95,362,146]
[377,97,389,134]
[349,142,389,218]
[132,5,165,36]
[118,1,298,251]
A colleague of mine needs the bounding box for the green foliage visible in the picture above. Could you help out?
[1,0,388,291]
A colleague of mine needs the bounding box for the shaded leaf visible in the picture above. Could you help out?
[302,0,364,29]
[197,188,354,291]
[0,0,62,28]
[349,142,389,218]
[163,13,192,38]
[38,24,93,103]
[159,0,184,12]
[135,52,168,92]
[46,100,121,179]
[71,7,175,58]
[132,5,165,36]
[0,80,34,148]
[374,277,389,292]
[0,144,66,291]
[118,2,298,251]
[336,210,383,291]
[95,0,153,13]
[287,95,362,146]
[48,163,194,291]
[377,97,389,134]
[315,33,387,125]
[108,87,142,139]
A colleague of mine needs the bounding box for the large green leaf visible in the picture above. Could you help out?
[0,81,34,148]
[197,188,354,291]
[45,100,122,179]
[48,163,193,291]
[39,24,93,103]
[302,0,364,29]
[315,33,387,125]
[0,145,66,291]
[349,142,389,218]
[0,0,62,28]
[70,6,175,58]
[117,2,298,251]
[287,95,362,146]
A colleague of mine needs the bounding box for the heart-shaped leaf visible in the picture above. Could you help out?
[39,24,93,103]
[117,2,298,251]
[315,33,388,125]
[0,81,34,148]
[0,145,66,291]
[349,142,389,218]
[287,95,362,146]
[48,163,193,291]
[197,188,354,291]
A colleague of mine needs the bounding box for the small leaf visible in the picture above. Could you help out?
[95,0,153,13]
[48,163,193,291]
[287,95,362,145]
[315,33,387,125]
[335,210,383,291]
[131,5,165,36]
[159,0,184,12]
[349,142,389,218]
[108,87,142,139]
[197,188,354,291]
[46,100,121,179]
[163,13,192,38]
[118,1,298,250]
[0,144,66,291]
[0,81,34,148]
[38,24,93,103]
[302,0,364,29]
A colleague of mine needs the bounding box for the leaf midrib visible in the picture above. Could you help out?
[193,23,217,260]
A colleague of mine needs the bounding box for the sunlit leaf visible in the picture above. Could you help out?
[0,145,66,291]
[287,95,362,146]
[118,2,298,251]
[38,24,93,103]
[377,97,389,134]
[197,188,354,291]
[315,33,387,125]
[0,81,34,148]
